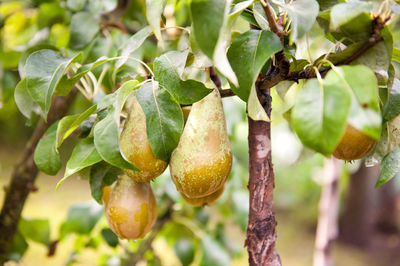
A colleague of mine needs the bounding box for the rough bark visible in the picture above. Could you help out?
[313,158,341,266]
[0,91,77,264]
[340,164,379,246]
[340,164,398,247]
[246,87,281,266]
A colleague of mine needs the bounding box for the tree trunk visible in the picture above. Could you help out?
[340,164,379,246]
[246,86,281,266]
[0,91,77,264]
[341,163,398,247]
[313,158,341,266]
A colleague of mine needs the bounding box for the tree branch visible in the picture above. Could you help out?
[285,15,389,83]
[313,158,341,266]
[262,1,285,43]
[0,90,78,264]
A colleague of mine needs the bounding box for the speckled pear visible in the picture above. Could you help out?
[120,96,167,182]
[102,175,157,240]
[180,185,225,207]
[169,89,232,198]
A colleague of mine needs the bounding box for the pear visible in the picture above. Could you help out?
[120,96,167,182]
[169,89,232,198]
[103,175,157,240]
[333,124,376,160]
[180,185,225,207]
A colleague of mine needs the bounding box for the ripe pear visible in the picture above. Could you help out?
[120,96,167,182]
[180,185,225,207]
[169,89,232,198]
[103,175,157,240]
[333,124,377,160]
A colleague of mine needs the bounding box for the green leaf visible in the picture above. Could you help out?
[25,50,82,120]
[136,80,184,162]
[154,51,212,104]
[18,218,50,246]
[227,30,281,101]
[383,79,400,121]
[191,0,238,86]
[69,12,100,50]
[247,84,269,121]
[101,228,119,247]
[278,0,319,41]
[94,80,140,170]
[292,73,352,155]
[94,111,137,170]
[253,2,269,30]
[89,162,121,204]
[18,44,58,79]
[337,65,381,140]
[393,48,400,63]
[146,0,164,45]
[376,147,400,187]
[67,0,87,11]
[56,105,97,147]
[58,137,103,188]
[60,202,103,238]
[201,236,231,266]
[330,0,372,30]
[14,78,37,119]
[7,231,28,262]
[115,26,152,72]
[34,122,62,175]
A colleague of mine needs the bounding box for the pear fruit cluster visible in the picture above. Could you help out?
[103,88,232,240]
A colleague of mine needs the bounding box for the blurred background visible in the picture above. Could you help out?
[1,0,400,265]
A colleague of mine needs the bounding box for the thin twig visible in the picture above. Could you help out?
[262,1,285,43]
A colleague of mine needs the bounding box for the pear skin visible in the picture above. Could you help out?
[333,124,376,160]
[103,175,157,240]
[180,185,225,207]
[169,89,232,198]
[120,96,167,182]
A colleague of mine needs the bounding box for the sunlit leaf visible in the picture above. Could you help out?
[154,50,212,104]
[25,50,82,120]
[278,0,319,41]
[191,0,238,86]
[227,30,281,101]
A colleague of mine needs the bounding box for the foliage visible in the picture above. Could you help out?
[0,0,399,264]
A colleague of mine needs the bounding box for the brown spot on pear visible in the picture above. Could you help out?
[169,89,232,198]
[120,96,167,182]
[180,185,225,207]
[102,175,157,240]
[333,124,377,161]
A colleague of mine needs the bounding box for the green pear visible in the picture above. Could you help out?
[120,96,167,182]
[169,89,232,198]
[103,175,157,240]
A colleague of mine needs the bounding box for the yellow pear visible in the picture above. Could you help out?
[169,89,232,198]
[120,96,167,182]
[333,124,376,160]
[180,185,225,207]
[103,175,157,240]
